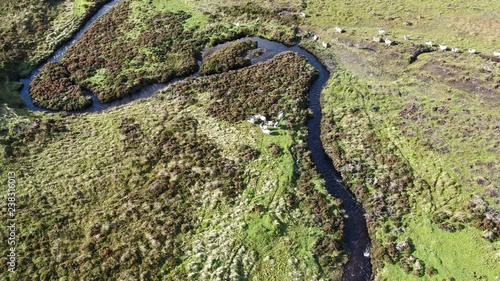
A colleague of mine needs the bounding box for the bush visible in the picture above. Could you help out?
[30,62,91,110]
[200,40,257,75]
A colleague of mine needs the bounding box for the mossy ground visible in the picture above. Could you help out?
[0,0,499,280]
[319,67,498,280]
[1,52,345,280]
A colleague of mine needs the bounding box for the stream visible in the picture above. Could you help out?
[18,1,372,280]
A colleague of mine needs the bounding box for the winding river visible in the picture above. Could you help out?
[19,1,372,280]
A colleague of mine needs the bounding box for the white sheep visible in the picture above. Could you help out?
[373,36,381,42]
[262,129,271,135]
[267,120,274,126]
[493,51,500,57]
[247,117,255,124]
[403,35,410,40]
[451,48,460,53]
[384,38,393,46]
[425,41,433,47]
[234,22,241,27]
[273,122,279,128]
[439,44,447,51]
[335,26,344,33]
[277,112,284,119]
[260,124,268,130]
[312,34,318,41]
[259,115,267,122]
[299,12,306,18]
[322,41,329,48]
[468,48,476,54]
[378,29,386,35]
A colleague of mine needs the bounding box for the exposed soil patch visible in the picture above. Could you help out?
[420,59,500,105]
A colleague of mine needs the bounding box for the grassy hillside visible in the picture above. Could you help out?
[291,0,500,279]
[0,0,498,280]
[1,52,347,280]
[0,0,109,108]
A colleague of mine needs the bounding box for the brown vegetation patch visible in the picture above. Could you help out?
[200,40,258,75]
[29,62,91,110]
[171,52,316,126]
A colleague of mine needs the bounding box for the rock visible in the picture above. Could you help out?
[482,230,494,241]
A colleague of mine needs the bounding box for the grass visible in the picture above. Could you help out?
[405,221,498,280]
[299,0,498,254]
[302,0,499,53]
[146,0,208,29]
[74,0,93,16]
[0,52,345,280]
[0,0,498,280]
[381,221,498,280]
[317,43,499,279]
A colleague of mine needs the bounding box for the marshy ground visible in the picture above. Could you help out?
[0,0,499,280]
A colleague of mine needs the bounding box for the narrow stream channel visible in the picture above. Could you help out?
[18,1,372,279]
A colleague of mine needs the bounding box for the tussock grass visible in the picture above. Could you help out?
[0,53,345,280]
[320,65,499,280]
[1,0,498,280]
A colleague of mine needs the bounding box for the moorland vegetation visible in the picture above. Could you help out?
[0,0,498,280]
[28,0,303,110]
[200,40,257,75]
[0,0,109,108]
[1,49,347,280]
